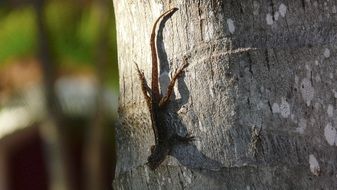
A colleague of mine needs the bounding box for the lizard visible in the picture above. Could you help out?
[135,7,194,170]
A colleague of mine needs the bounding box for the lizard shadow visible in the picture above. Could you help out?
[156,12,223,171]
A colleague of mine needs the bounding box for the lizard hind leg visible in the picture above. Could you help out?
[159,56,189,108]
[167,133,195,156]
[170,133,195,144]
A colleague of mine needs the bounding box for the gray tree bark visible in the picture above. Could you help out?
[113,1,337,189]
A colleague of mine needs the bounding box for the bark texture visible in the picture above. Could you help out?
[113,1,337,189]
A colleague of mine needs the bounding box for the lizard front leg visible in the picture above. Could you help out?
[134,63,152,110]
[159,56,189,108]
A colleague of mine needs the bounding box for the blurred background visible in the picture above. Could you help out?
[0,0,118,189]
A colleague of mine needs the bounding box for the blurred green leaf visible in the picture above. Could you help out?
[0,7,37,65]
[78,4,101,47]
[0,1,119,88]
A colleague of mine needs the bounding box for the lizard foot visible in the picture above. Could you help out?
[170,133,195,144]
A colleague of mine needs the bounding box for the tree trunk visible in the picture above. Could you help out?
[83,0,110,189]
[113,1,337,189]
[34,0,74,189]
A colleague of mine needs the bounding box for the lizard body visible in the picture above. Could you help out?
[135,7,193,170]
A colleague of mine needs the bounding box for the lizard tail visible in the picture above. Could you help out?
[150,7,179,103]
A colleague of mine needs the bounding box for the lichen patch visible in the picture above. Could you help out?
[274,12,280,21]
[324,123,336,146]
[272,103,280,113]
[253,1,260,16]
[324,48,331,58]
[266,13,273,25]
[227,18,235,34]
[280,98,291,118]
[279,4,287,17]
[327,104,334,117]
[300,78,314,106]
[309,154,320,176]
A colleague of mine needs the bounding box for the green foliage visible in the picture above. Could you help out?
[45,1,91,65]
[44,1,119,87]
[0,2,119,87]
[0,7,37,65]
[78,5,101,47]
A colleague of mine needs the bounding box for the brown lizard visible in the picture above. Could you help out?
[135,7,194,170]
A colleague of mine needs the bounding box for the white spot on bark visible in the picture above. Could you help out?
[196,140,202,150]
[315,60,319,65]
[204,22,214,42]
[227,18,235,34]
[260,86,265,92]
[330,73,334,79]
[300,78,314,106]
[324,123,336,146]
[144,167,150,182]
[257,101,265,110]
[253,1,260,15]
[295,75,299,85]
[296,118,307,134]
[218,14,224,22]
[199,120,206,133]
[305,64,310,71]
[183,172,192,184]
[324,48,330,58]
[279,4,287,17]
[189,22,194,32]
[280,98,291,118]
[305,65,311,79]
[274,12,280,21]
[327,104,334,117]
[272,103,280,113]
[209,10,215,17]
[209,85,214,98]
[266,14,273,25]
[333,5,337,13]
[309,154,320,176]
